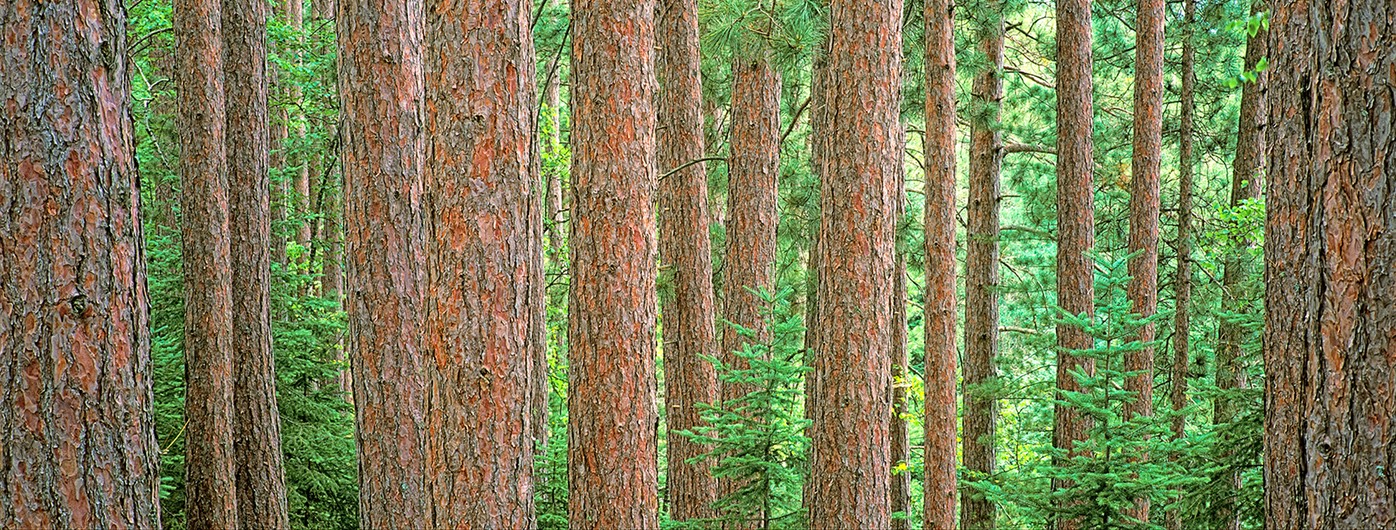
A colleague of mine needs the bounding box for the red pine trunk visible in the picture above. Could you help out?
[421,0,541,525]
[922,0,960,527]
[1052,0,1096,527]
[174,0,240,523]
[1263,1,1395,527]
[657,0,720,519]
[963,8,1004,530]
[567,1,661,527]
[337,0,430,525]
[0,1,163,526]
[806,1,902,527]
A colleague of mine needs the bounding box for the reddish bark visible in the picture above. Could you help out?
[421,0,540,525]
[567,1,661,527]
[657,0,719,520]
[0,1,163,526]
[337,0,430,525]
[1264,1,1395,527]
[922,0,959,527]
[805,1,901,527]
[1166,2,1197,529]
[889,129,910,530]
[1124,0,1164,519]
[1052,0,1096,527]
[963,8,1003,530]
[720,54,782,525]
[173,0,240,523]
[224,0,290,525]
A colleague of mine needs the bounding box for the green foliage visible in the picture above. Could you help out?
[1028,255,1203,530]
[677,287,810,530]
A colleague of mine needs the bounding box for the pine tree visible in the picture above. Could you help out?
[658,0,721,519]
[1264,0,1396,526]
[567,1,661,527]
[422,0,541,525]
[174,0,240,522]
[0,1,163,525]
[681,288,810,530]
[338,0,430,524]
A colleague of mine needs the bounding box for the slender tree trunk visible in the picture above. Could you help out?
[544,53,565,247]
[337,0,429,525]
[288,0,311,264]
[922,0,959,527]
[1124,0,1164,519]
[1166,2,1196,529]
[963,7,1003,530]
[224,0,290,525]
[1052,0,1096,527]
[657,0,720,520]
[568,1,660,527]
[720,54,783,526]
[806,1,901,527]
[1214,6,1266,530]
[174,0,240,524]
[889,127,910,530]
[1264,1,1395,528]
[0,2,163,526]
[421,0,539,525]
[802,46,828,441]
[271,72,289,268]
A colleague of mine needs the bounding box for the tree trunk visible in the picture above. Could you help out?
[1214,5,1267,530]
[1052,0,1096,526]
[0,2,163,526]
[922,0,959,527]
[720,53,782,525]
[1166,1,1196,529]
[806,1,901,527]
[567,1,660,527]
[337,0,430,525]
[421,0,540,525]
[288,0,311,265]
[1263,1,1395,528]
[1124,0,1164,519]
[889,127,910,530]
[657,0,720,521]
[224,0,291,525]
[174,0,241,524]
[963,7,1003,530]
[544,53,565,248]
[802,45,828,444]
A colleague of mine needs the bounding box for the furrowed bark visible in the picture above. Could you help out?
[0,1,163,526]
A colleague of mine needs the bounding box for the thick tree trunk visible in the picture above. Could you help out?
[922,0,959,528]
[1214,6,1267,529]
[1124,0,1164,519]
[173,0,240,524]
[421,0,540,525]
[720,54,782,525]
[657,0,720,520]
[224,0,290,526]
[337,0,430,525]
[1166,2,1196,529]
[0,2,163,526]
[963,8,1003,530]
[1263,1,1395,528]
[806,1,901,527]
[567,1,660,527]
[1052,0,1096,527]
